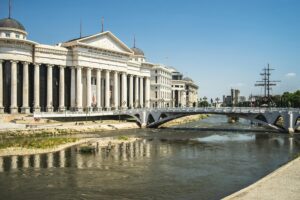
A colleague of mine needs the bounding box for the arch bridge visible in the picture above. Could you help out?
[34,107,300,133]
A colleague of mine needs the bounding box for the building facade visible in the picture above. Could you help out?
[0,17,151,114]
[170,69,199,107]
[149,64,172,108]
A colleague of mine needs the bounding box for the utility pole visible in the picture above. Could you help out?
[255,64,280,106]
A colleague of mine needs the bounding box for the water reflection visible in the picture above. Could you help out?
[196,134,255,143]
[0,140,151,172]
[0,129,299,200]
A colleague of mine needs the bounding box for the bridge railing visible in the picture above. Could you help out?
[34,106,300,118]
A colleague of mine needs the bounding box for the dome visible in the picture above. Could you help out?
[0,18,26,31]
[183,77,193,81]
[131,47,144,56]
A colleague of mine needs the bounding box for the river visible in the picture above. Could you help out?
[0,115,300,200]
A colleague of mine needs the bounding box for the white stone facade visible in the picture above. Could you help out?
[0,18,151,113]
[148,64,172,108]
[170,69,199,107]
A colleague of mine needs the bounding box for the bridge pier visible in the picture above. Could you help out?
[228,116,239,123]
[140,110,147,128]
[287,112,295,134]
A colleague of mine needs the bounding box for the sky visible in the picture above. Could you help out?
[1,0,299,100]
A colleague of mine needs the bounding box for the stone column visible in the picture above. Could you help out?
[121,72,127,109]
[0,60,4,113]
[179,90,182,107]
[135,76,139,108]
[105,70,111,110]
[113,71,119,109]
[34,63,40,112]
[129,75,133,109]
[21,62,30,113]
[70,67,76,110]
[96,69,102,111]
[139,77,144,108]
[145,77,150,108]
[59,66,65,112]
[172,90,175,107]
[10,60,18,114]
[76,67,83,112]
[86,67,92,111]
[46,64,53,112]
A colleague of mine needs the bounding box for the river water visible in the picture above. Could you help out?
[0,115,300,200]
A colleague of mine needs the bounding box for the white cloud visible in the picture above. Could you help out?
[285,72,296,77]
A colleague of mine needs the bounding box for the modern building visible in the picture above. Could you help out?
[231,88,240,106]
[0,15,151,114]
[170,68,199,107]
[222,89,240,107]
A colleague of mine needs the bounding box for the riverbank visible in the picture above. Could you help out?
[0,135,141,157]
[223,156,300,200]
[0,114,139,137]
[0,113,210,137]
[160,114,209,128]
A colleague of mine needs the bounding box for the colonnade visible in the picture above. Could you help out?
[0,60,151,113]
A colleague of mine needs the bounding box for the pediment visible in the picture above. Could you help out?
[77,31,133,54]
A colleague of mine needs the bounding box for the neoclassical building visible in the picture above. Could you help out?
[170,68,199,107]
[149,64,172,108]
[0,16,151,114]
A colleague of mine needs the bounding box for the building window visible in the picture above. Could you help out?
[155,91,158,98]
[155,76,157,83]
[155,70,157,74]
[16,34,20,38]
[5,33,10,37]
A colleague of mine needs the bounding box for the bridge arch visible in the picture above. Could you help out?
[146,112,284,132]
[273,115,285,129]
[147,113,155,125]
[255,114,268,123]
[159,113,168,120]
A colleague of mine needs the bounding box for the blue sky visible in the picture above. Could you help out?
[1,0,299,100]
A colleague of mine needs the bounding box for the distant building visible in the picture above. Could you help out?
[148,64,172,108]
[170,68,199,107]
[222,89,240,106]
[231,89,240,106]
[239,96,246,103]
[223,95,232,107]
